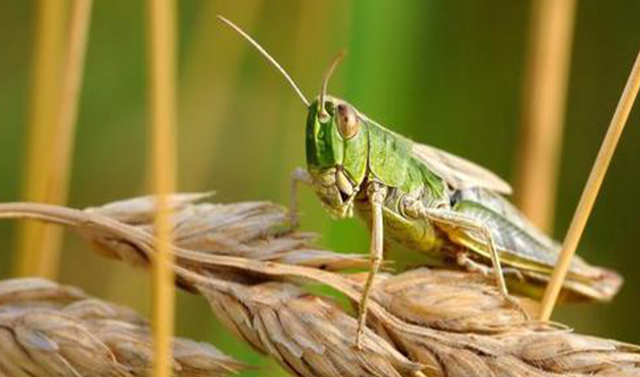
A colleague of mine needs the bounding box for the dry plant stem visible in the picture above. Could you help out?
[515,0,576,231]
[39,0,93,279]
[15,0,66,278]
[540,49,640,320]
[147,0,178,375]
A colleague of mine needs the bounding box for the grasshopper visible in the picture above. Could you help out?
[218,16,623,347]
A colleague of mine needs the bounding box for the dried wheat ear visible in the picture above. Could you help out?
[0,194,638,377]
[0,277,244,377]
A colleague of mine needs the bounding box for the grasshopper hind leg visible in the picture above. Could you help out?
[417,206,528,317]
[422,207,509,297]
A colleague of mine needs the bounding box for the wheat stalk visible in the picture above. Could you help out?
[146,0,179,375]
[515,0,577,231]
[0,195,638,376]
[539,48,640,321]
[15,0,66,278]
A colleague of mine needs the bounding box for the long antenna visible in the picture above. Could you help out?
[319,50,345,120]
[217,15,310,107]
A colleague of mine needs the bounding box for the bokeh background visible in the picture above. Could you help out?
[1,1,639,375]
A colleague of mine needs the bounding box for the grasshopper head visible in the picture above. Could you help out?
[215,17,367,218]
[305,96,368,218]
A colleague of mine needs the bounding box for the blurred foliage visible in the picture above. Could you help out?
[0,1,639,375]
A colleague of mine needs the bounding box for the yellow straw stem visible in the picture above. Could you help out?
[147,0,178,376]
[539,49,640,321]
[49,0,93,213]
[15,0,67,278]
[515,0,577,232]
[44,0,93,277]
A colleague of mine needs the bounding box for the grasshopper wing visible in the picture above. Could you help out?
[412,143,512,194]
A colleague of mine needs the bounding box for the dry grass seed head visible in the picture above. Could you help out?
[0,278,244,377]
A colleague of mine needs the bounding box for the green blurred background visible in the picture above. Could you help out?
[1,1,639,375]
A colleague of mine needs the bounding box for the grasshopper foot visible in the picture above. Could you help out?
[457,253,530,319]
[502,293,530,320]
[502,267,525,282]
[355,321,365,350]
[457,252,492,275]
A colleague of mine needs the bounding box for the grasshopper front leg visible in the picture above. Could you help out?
[288,167,312,226]
[356,182,387,349]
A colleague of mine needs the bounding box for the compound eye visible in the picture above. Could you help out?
[336,103,359,139]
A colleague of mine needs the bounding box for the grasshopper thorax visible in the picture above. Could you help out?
[306,96,369,218]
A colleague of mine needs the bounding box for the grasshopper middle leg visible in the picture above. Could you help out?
[457,252,525,281]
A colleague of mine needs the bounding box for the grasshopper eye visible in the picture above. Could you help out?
[336,103,359,139]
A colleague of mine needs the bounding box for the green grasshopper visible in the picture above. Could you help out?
[218,16,622,347]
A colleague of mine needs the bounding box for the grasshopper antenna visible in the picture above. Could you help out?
[319,50,346,120]
[217,15,310,107]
